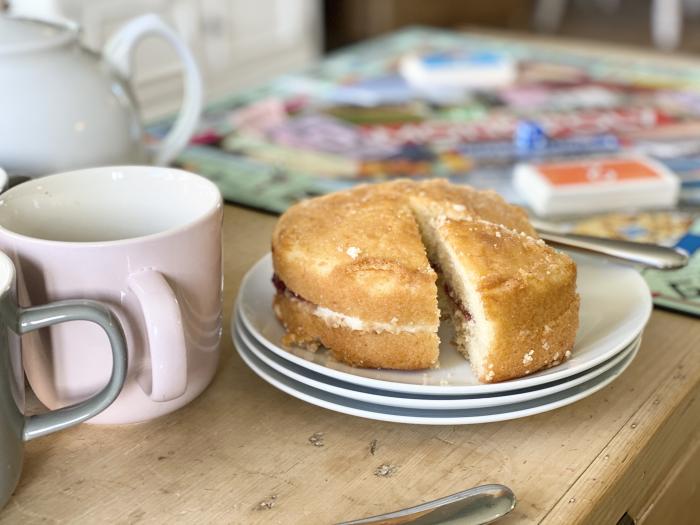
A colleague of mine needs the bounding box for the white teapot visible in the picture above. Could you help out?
[0,14,202,177]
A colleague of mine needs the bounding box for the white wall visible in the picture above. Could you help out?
[11,0,322,119]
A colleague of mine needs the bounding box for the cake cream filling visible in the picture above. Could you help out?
[273,274,436,334]
[312,304,435,334]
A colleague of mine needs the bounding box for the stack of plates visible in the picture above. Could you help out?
[233,254,651,425]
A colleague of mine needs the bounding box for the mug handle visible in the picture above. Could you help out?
[21,300,128,441]
[102,14,203,166]
[128,269,188,402]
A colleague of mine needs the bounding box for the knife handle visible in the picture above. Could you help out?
[337,484,516,525]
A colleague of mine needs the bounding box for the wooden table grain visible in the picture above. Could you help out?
[1,204,698,525]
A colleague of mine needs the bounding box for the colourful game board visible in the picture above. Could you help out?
[149,27,700,316]
[148,27,700,212]
[569,210,700,316]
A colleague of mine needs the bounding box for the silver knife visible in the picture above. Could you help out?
[536,229,688,269]
[337,484,516,525]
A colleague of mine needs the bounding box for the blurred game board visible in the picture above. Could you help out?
[149,27,700,316]
[149,27,700,213]
[565,209,700,317]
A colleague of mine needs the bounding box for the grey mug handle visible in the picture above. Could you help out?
[18,300,128,441]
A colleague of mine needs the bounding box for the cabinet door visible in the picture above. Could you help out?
[635,435,700,525]
[199,0,321,100]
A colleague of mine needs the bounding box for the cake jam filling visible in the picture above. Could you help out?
[273,273,320,309]
[430,263,472,322]
[275,267,472,325]
[443,282,472,322]
[272,273,435,334]
[272,273,304,301]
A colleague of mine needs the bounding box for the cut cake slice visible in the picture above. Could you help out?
[410,197,579,382]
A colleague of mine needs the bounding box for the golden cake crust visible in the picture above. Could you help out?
[439,218,579,382]
[272,182,438,326]
[410,179,536,237]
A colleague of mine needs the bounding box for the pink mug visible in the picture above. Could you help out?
[0,166,223,424]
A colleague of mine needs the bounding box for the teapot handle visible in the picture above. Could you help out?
[103,14,203,166]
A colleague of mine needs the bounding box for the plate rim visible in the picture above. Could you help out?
[234,311,640,410]
[238,252,651,395]
[234,330,639,425]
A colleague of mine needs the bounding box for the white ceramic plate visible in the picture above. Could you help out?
[235,331,639,425]
[233,313,640,410]
[238,253,651,395]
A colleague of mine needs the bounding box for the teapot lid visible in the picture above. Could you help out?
[0,16,78,55]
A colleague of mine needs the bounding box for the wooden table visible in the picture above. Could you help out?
[3,32,700,525]
[0,204,697,525]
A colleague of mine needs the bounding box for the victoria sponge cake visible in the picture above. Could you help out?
[271,180,579,383]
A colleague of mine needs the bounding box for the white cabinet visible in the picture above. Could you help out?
[10,0,322,119]
[197,0,321,102]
